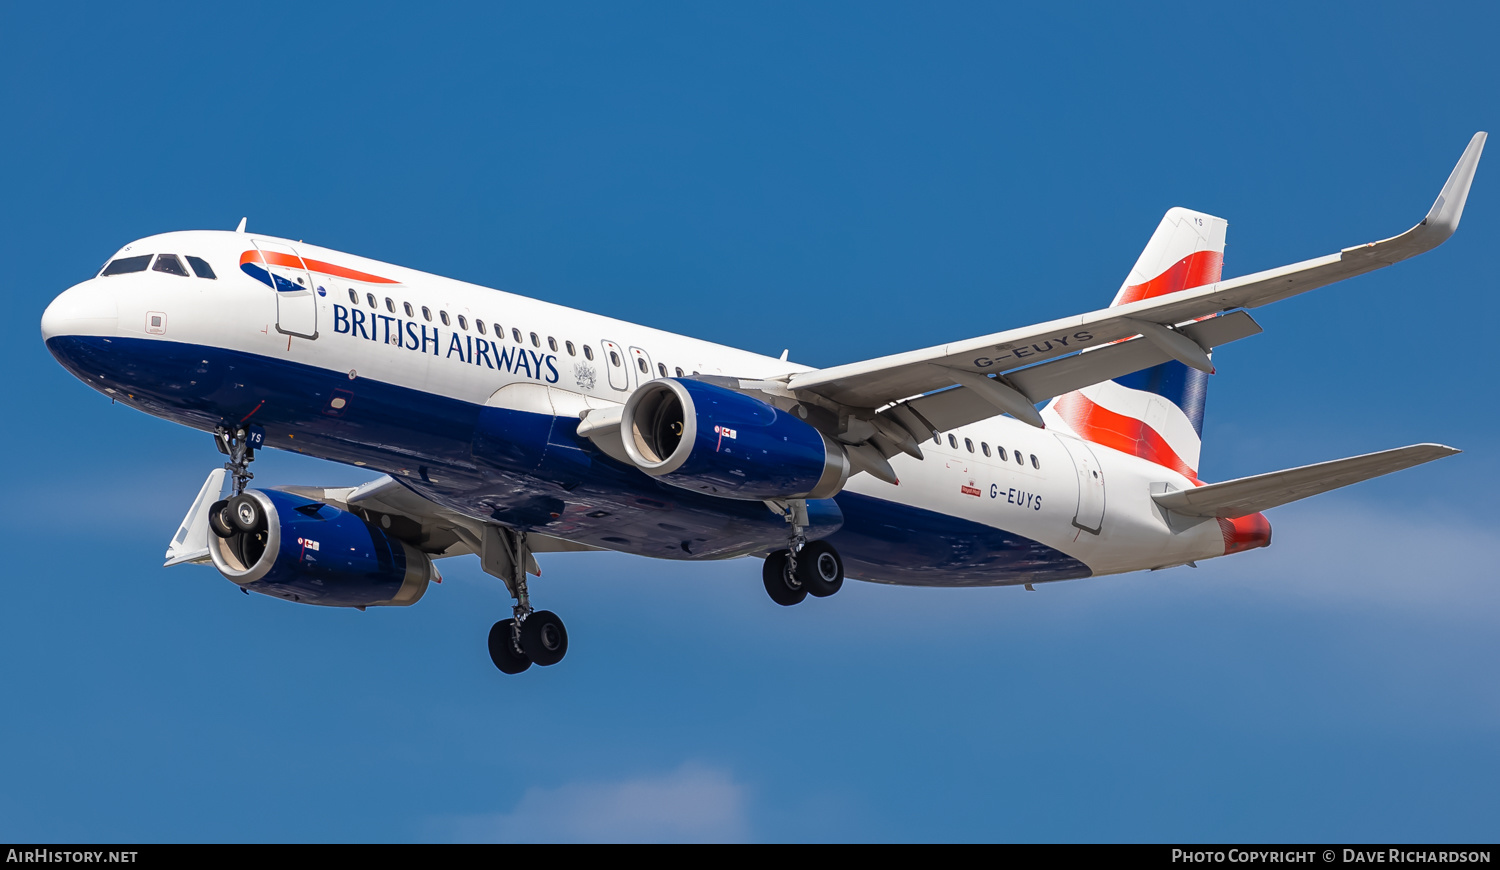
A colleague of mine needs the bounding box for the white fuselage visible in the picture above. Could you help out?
[42,229,1244,585]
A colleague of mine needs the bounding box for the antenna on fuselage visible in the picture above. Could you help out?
[779,349,790,361]
[235,217,247,233]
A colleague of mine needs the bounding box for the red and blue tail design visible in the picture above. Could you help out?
[1042,207,1227,481]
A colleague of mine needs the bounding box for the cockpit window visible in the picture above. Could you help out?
[185,256,217,279]
[152,254,190,277]
[100,255,152,276]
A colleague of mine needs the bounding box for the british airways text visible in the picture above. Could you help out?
[332,304,559,383]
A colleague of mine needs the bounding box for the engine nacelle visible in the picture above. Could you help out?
[208,489,435,608]
[620,378,850,500]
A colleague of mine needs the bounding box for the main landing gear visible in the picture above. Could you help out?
[762,499,845,606]
[481,526,568,674]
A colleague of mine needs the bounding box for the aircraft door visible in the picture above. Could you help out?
[600,340,629,391]
[628,346,654,388]
[1055,435,1106,534]
[252,239,318,339]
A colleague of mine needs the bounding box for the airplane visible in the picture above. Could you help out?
[40,134,1485,674]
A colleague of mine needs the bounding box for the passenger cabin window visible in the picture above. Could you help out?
[566,341,576,356]
[493,323,503,337]
[385,298,395,313]
[422,306,432,322]
[948,434,958,449]
[477,320,486,335]
[530,332,540,347]
[1014,450,1024,465]
[367,293,377,309]
[609,351,621,367]
[347,289,359,304]
[1031,454,1040,469]
[658,363,667,377]
[584,346,595,361]
[675,367,684,377]
[458,315,468,330]
[512,328,522,343]
[101,255,153,276]
[152,254,189,277]
[404,302,414,317]
[982,443,991,457]
[548,337,558,352]
[965,438,974,453]
[185,256,216,279]
[998,446,1008,461]
[637,357,649,374]
[440,311,451,326]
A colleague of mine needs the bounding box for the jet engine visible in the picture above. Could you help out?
[620,378,849,500]
[208,489,435,607]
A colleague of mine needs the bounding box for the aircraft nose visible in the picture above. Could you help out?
[41,280,117,343]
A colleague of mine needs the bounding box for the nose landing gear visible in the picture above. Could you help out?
[208,425,261,542]
[214,424,260,497]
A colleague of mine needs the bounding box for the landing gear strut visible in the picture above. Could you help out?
[480,526,568,674]
[208,425,260,542]
[762,499,845,606]
[214,425,258,497]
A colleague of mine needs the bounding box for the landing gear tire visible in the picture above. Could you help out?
[488,619,532,674]
[520,610,568,666]
[762,550,807,606]
[208,499,235,539]
[227,494,262,533]
[798,540,844,598]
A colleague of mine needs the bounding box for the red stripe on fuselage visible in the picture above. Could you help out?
[1116,249,1223,306]
[1051,392,1197,479]
[240,250,398,284]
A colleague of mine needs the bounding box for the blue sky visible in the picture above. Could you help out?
[2,2,1496,842]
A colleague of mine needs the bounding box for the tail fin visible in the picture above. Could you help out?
[1042,207,1228,480]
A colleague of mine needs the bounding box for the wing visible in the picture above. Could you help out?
[783,133,1485,444]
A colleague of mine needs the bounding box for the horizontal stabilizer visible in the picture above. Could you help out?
[1153,443,1460,519]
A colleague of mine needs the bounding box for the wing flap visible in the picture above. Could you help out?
[1153,444,1460,519]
